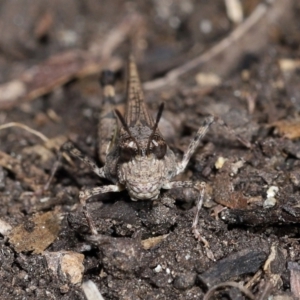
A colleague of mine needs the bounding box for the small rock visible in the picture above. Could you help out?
[230,160,244,176]
[195,72,222,87]
[215,157,228,169]
[154,265,162,273]
[288,262,300,299]
[199,248,267,287]
[150,272,171,288]
[264,186,279,208]
[173,272,196,290]
[61,252,85,284]
[290,171,300,187]
[86,234,147,278]
[266,186,279,198]
[263,197,277,209]
[44,251,84,285]
[0,218,12,236]
[60,284,69,294]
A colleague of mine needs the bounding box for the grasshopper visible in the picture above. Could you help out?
[56,56,248,242]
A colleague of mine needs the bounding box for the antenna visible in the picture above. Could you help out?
[115,109,140,151]
[146,103,164,155]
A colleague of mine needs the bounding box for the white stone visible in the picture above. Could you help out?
[154,264,162,273]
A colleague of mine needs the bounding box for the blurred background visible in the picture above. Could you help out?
[0,0,298,83]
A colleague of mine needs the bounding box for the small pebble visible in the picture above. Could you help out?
[0,218,12,236]
[154,264,162,273]
[44,251,84,284]
[263,186,279,208]
[199,19,212,34]
[266,186,279,198]
[263,197,277,209]
[215,157,227,169]
[60,284,69,294]
[173,272,196,290]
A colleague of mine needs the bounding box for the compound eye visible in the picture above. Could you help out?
[153,142,167,159]
[119,146,136,162]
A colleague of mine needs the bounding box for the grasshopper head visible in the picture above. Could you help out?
[119,152,167,200]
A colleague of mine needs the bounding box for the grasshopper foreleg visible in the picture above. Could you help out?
[61,141,106,178]
[176,116,215,175]
[162,180,208,245]
[79,184,124,235]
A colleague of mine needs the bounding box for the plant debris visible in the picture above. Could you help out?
[9,211,61,254]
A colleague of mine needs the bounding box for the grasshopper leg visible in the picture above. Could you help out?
[176,116,215,175]
[176,115,251,176]
[41,141,106,194]
[79,184,124,235]
[162,180,208,245]
[98,70,119,163]
[61,141,106,178]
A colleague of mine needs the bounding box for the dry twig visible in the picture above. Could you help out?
[0,122,48,142]
[143,1,275,90]
[0,13,143,110]
[203,281,255,300]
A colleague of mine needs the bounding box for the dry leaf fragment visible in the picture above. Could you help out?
[272,119,300,140]
[278,59,300,72]
[195,72,222,87]
[141,234,169,250]
[9,211,61,254]
[213,160,248,209]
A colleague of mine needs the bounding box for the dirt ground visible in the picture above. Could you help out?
[0,0,300,299]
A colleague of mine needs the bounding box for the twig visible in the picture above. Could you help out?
[0,122,49,142]
[0,13,142,110]
[143,1,274,90]
[245,269,262,289]
[82,280,105,300]
[203,281,255,300]
[257,281,273,300]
